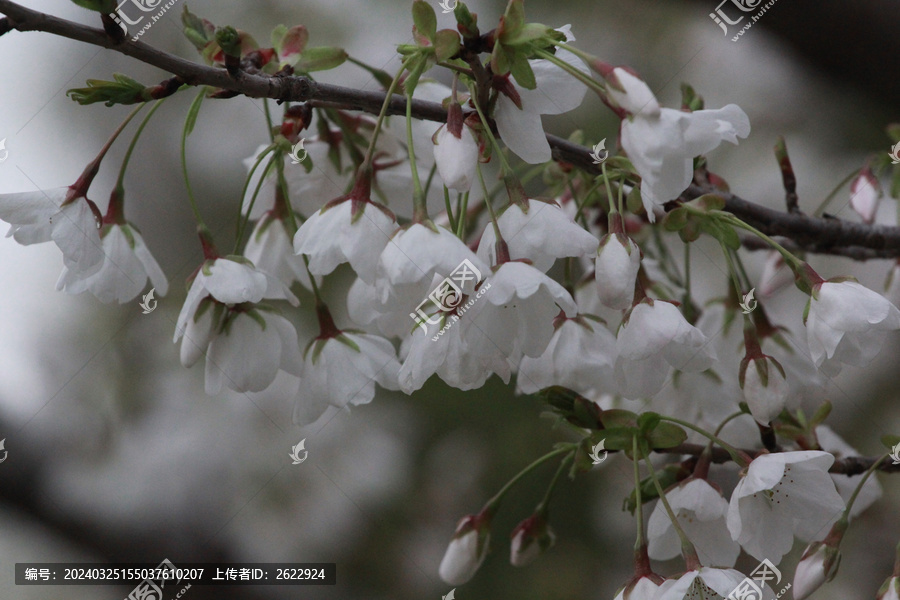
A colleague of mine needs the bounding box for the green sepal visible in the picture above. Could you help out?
[412,0,438,44]
[509,52,537,89]
[433,29,461,62]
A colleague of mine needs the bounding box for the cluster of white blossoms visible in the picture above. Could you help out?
[5,0,900,597]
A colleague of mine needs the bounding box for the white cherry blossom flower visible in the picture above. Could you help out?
[56,222,167,303]
[463,261,577,360]
[726,450,845,563]
[615,299,716,399]
[516,314,616,396]
[493,26,588,164]
[439,511,492,586]
[607,68,750,221]
[293,328,400,426]
[656,567,767,600]
[293,177,396,285]
[0,187,104,275]
[245,212,318,290]
[204,309,302,394]
[806,279,900,368]
[476,198,599,272]
[377,222,488,305]
[647,478,740,568]
[174,254,298,349]
[399,297,508,393]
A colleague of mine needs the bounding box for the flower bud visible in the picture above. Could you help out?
[793,522,844,600]
[877,576,900,600]
[509,513,555,567]
[433,105,479,192]
[439,511,492,585]
[739,354,787,425]
[595,226,641,310]
[849,166,881,225]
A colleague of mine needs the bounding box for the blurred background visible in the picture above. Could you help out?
[1,0,900,598]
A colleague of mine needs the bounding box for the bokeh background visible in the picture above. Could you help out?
[1,1,900,598]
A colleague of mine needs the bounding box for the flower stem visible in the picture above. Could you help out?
[466,81,514,176]
[361,64,406,170]
[484,446,574,512]
[632,435,646,551]
[533,47,606,97]
[812,168,859,218]
[476,161,505,254]
[114,99,166,192]
[405,87,427,221]
[234,144,278,247]
[658,415,751,468]
[535,451,574,515]
[181,90,208,229]
[843,452,889,518]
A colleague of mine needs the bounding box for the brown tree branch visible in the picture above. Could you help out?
[661,443,899,476]
[3,0,900,258]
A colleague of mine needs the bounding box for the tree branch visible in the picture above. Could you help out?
[4,0,900,258]
[661,443,899,476]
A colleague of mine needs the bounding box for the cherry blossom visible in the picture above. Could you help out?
[726,451,845,563]
[656,567,768,600]
[293,175,396,285]
[476,198,599,273]
[57,222,167,303]
[805,279,900,369]
[293,314,400,426]
[204,309,302,394]
[0,187,104,276]
[493,26,588,164]
[516,314,616,396]
[647,478,740,568]
[615,299,716,399]
[606,67,750,221]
